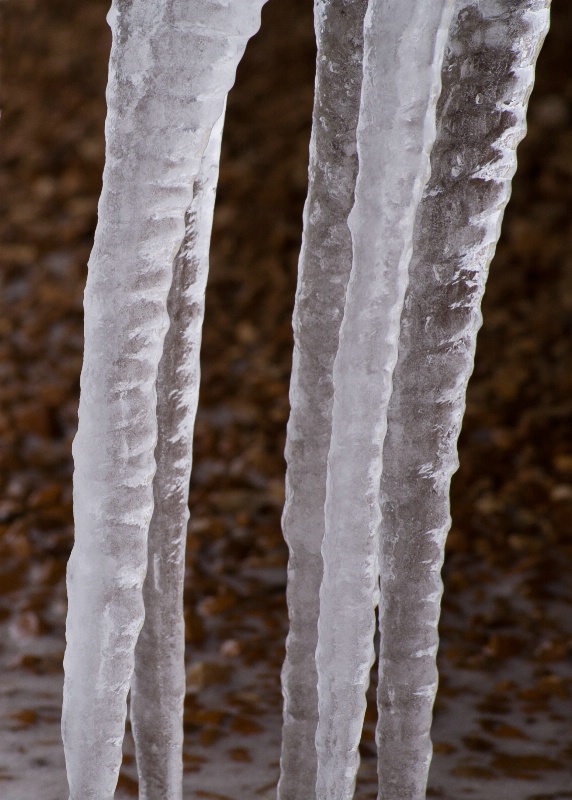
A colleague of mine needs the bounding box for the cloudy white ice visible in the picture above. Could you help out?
[63,1,551,798]
[63,2,266,798]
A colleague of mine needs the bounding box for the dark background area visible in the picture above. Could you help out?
[1,0,572,797]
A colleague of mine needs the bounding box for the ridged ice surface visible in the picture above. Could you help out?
[375,3,551,799]
[277,1,367,798]
[315,2,455,799]
[129,107,226,800]
[62,1,265,797]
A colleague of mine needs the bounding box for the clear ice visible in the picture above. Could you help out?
[315,2,455,798]
[281,1,550,799]
[376,2,551,798]
[277,0,367,797]
[62,1,265,797]
[62,0,552,798]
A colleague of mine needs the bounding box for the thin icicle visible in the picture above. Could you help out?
[129,106,226,800]
[277,1,367,798]
[62,1,266,797]
[375,3,551,799]
[315,2,455,799]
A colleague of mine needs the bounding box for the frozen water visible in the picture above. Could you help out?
[315,2,455,799]
[376,2,552,798]
[61,0,552,798]
[277,1,367,797]
[130,106,226,800]
[62,0,265,797]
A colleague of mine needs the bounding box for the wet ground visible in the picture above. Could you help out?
[1,0,572,797]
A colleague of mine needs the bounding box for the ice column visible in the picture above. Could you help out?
[315,2,455,799]
[62,1,266,797]
[277,1,367,798]
[129,107,226,800]
[376,2,551,799]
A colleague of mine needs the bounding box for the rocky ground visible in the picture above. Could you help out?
[1,0,572,798]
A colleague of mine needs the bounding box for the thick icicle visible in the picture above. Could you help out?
[277,1,367,798]
[62,2,265,797]
[315,2,455,798]
[129,106,226,800]
[375,3,551,799]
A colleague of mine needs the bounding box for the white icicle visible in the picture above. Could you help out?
[129,105,226,800]
[277,1,367,798]
[375,3,551,799]
[315,2,455,799]
[62,1,266,797]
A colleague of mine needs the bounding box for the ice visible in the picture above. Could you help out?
[314,2,455,799]
[277,1,367,797]
[375,2,551,798]
[129,106,226,800]
[62,0,265,796]
[62,0,552,797]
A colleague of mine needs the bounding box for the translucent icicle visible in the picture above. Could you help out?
[375,3,551,799]
[62,2,265,797]
[277,1,367,797]
[315,2,455,798]
[129,105,226,800]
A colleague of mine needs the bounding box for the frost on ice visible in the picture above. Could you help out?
[62,0,551,799]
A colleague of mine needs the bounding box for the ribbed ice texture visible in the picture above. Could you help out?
[375,3,551,799]
[277,2,367,798]
[129,106,226,800]
[315,3,455,799]
[62,1,265,797]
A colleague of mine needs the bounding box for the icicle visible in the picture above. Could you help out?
[375,3,551,799]
[314,2,455,799]
[277,2,367,798]
[129,105,226,800]
[62,1,265,797]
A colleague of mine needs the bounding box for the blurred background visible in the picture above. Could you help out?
[1,0,572,798]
